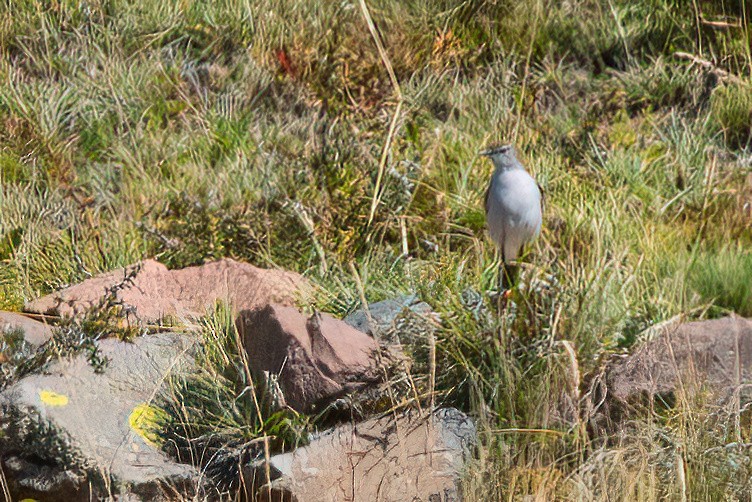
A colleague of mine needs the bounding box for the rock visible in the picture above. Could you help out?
[2,455,86,500]
[605,316,752,411]
[237,304,383,413]
[0,332,200,500]
[0,311,54,346]
[344,294,438,337]
[243,408,476,502]
[344,295,439,402]
[25,258,309,323]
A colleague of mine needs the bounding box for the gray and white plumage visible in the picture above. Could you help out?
[481,144,542,291]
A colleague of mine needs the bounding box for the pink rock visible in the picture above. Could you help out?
[25,259,309,323]
[244,408,476,502]
[607,316,752,404]
[0,311,54,346]
[237,304,382,412]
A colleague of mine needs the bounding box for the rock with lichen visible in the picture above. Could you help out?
[0,332,200,501]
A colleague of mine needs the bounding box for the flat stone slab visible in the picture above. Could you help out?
[344,294,438,337]
[25,258,309,323]
[0,311,54,346]
[1,332,200,500]
[237,304,383,413]
[243,408,476,502]
[606,315,752,407]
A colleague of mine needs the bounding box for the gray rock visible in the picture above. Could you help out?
[0,332,200,500]
[344,294,438,337]
[243,408,476,502]
[0,311,54,346]
[3,455,86,500]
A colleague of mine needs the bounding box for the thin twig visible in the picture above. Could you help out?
[488,428,566,436]
[16,311,187,334]
[513,0,543,142]
[700,15,741,29]
[674,51,742,84]
[0,460,10,502]
[358,0,404,226]
[289,201,328,274]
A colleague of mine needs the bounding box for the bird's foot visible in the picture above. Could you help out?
[487,289,512,298]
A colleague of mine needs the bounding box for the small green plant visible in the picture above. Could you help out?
[690,247,752,317]
[156,303,309,494]
[5,265,147,384]
[0,327,35,389]
[710,81,752,149]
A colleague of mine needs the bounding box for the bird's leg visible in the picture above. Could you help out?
[498,261,505,296]
[496,260,506,317]
[497,260,508,313]
[497,260,519,313]
[507,262,520,292]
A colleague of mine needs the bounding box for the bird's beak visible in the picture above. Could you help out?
[479,149,492,157]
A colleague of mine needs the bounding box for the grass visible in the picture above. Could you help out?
[156,303,309,496]
[0,0,751,500]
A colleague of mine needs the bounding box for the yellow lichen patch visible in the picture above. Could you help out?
[128,403,166,447]
[38,390,68,407]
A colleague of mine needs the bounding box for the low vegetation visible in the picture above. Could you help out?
[1,0,751,499]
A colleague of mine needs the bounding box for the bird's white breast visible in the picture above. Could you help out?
[486,168,542,260]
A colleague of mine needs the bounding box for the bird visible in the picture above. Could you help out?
[480,144,542,301]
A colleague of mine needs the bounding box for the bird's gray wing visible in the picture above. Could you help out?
[538,182,545,215]
[484,183,490,216]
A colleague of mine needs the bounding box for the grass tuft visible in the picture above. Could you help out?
[156,303,308,494]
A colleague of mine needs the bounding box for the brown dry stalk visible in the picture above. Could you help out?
[290,201,328,274]
[513,0,543,142]
[677,446,688,502]
[358,0,404,226]
[233,325,265,427]
[16,311,60,323]
[700,15,741,29]
[347,261,424,415]
[348,261,377,343]
[560,340,580,398]
[489,428,565,436]
[428,326,436,411]
[0,461,10,502]
[673,51,743,84]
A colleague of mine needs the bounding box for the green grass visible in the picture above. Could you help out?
[156,303,309,495]
[0,0,751,499]
[690,246,752,317]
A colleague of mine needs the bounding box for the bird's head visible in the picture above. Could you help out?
[480,144,517,169]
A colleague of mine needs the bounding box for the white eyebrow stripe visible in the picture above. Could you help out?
[487,145,511,155]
